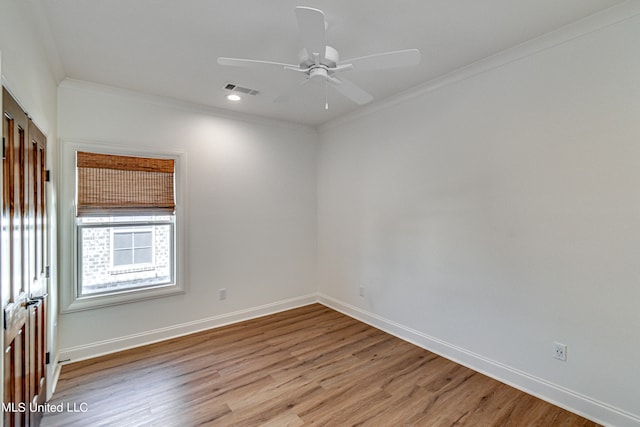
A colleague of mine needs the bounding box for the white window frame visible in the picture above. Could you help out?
[59,139,187,313]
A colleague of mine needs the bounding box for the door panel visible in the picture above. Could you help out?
[4,318,27,427]
[27,299,45,426]
[27,120,47,422]
[3,86,30,427]
[3,87,47,427]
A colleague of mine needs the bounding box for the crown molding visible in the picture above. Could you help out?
[318,1,640,134]
[30,0,65,83]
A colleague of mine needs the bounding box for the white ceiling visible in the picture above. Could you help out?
[41,0,623,127]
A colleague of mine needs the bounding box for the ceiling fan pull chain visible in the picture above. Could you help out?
[325,80,329,110]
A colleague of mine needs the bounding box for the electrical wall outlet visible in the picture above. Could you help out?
[553,342,567,361]
[219,288,227,300]
[359,285,365,297]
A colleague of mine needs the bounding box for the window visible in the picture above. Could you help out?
[69,149,184,307]
[77,215,174,296]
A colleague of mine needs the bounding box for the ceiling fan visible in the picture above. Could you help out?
[217,6,421,108]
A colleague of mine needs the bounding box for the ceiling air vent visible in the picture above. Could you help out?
[224,83,259,96]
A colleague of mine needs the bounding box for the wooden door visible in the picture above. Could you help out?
[2,87,47,427]
[26,120,47,426]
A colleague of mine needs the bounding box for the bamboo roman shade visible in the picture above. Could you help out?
[76,151,175,216]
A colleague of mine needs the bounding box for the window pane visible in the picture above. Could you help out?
[134,231,153,247]
[113,232,132,250]
[134,247,153,264]
[113,249,133,266]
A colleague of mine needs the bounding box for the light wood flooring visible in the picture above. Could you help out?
[42,304,599,426]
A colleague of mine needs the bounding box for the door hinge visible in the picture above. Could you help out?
[46,352,51,365]
[45,266,50,279]
[45,170,51,182]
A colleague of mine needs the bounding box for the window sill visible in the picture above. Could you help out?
[61,283,185,313]
[108,265,156,275]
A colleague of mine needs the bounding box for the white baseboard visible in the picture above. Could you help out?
[317,293,640,427]
[58,294,317,364]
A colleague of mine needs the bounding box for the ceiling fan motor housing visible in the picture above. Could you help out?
[309,67,330,80]
[298,45,339,69]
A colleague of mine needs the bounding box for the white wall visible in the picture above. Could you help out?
[0,0,60,133]
[57,80,318,358]
[317,9,640,427]
[0,0,61,400]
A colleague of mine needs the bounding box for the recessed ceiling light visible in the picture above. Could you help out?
[226,94,241,102]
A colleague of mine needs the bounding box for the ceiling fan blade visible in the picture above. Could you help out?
[339,49,421,71]
[217,57,297,70]
[294,7,327,63]
[274,78,310,103]
[330,77,373,105]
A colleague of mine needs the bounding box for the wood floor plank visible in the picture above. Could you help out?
[42,304,600,426]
